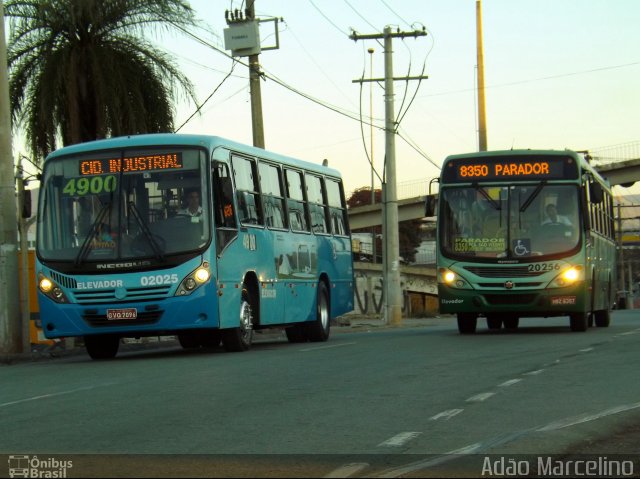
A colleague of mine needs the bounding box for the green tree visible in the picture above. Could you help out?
[5,0,199,161]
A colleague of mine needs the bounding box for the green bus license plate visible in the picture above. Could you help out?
[106,308,138,320]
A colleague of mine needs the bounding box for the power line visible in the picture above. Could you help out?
[175,61,238,132]
[308,0,349,36]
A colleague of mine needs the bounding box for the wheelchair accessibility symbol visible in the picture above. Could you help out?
[513,239,531,256]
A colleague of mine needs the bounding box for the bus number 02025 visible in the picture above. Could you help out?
[527,263,560,272]
[141,274,179,286]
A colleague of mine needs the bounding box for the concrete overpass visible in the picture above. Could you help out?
[347,157,640,229]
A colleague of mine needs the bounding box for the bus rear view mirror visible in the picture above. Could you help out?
[425,194,438,217]
[22,189,32,218]
[589,182,604,204]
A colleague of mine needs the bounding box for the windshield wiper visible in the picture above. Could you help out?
[474,184,501,211]
[74,203,110,266]
[128,202,165,261]
[519,181,546,213]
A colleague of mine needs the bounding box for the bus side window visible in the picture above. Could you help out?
[326,179,349,236]
[259,162,287,229]
[306,174,328,234]
[285,169,310,232]
[232,155,263,226]
[213,162,236,229]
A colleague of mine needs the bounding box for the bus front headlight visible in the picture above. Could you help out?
[550,266,584,288]
[38,273,68,303]
[438,268,470,289]
[176,262,212,296]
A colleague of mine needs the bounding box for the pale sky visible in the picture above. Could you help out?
[10,0,640,197]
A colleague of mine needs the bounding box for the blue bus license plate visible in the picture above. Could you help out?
[107,308,138,320]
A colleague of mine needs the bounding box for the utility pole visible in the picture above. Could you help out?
[0,3,23,355]
[351,26,428,325]
[476,0,488,151]
[224,0,281,149]
[246,0,265,148]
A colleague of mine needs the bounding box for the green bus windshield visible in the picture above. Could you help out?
[439,184,580,260]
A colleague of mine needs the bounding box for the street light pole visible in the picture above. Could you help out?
[368,47,376,264]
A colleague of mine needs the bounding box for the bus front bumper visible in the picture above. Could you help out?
[437,284,587,317]
[38,281,220,339]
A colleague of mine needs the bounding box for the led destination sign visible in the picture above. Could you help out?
[79,153,183,175]
[442,156,578,183]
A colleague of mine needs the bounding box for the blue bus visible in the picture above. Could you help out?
[35,134,354,358]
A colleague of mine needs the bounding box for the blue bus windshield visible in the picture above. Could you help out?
[37,147,210,264]
[440,184,580,259]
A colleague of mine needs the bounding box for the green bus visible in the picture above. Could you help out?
[426,149,616,334]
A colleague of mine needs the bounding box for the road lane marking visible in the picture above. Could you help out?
[429,409,463,421]
[375,443,483,478]
[466,392,495,402]
[537,401,640,432]
[377,432,422,447]
[498,379,522,387]
[324,463,369,478]
[299,342,357,352]
[0,383,117,408]
[618,331,637,336]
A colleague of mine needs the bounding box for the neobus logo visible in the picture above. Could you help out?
[96,260,152,270]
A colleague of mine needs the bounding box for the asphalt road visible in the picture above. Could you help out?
[1,310,639,477]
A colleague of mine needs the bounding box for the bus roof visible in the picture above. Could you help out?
[444,148,582,161]
[44,133,343,178]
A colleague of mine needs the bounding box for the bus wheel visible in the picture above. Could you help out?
[569,312,588,332]
[178,333,200,349]
[503,317,519,330]
[285,324,308,343]
[486,316,502,330]
[305,282,331,342]
[594,310,611,327]
[85,335,120,360]
[222,289,254,352]
[199,330,222,348]
[457,313,477,334]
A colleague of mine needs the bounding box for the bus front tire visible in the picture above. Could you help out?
[486,316,502,330]
[178,333,200,349]
[503,317,519,330]
[457,313,477,334]
[222,289,254,352]
[285,324,308,343]
[570,312,588,332]
[85,335,120,360]
[305,282,331,342]
[594,310,611,327]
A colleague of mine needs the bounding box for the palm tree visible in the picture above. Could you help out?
[5,0,199,161]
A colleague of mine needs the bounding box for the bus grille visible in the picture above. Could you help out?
[73,286,172,304]
[49,271,78,289]
[464,266,543,278]
[82,310,163,326]
[484,294,537,305]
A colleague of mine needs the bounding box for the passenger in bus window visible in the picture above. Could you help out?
[178,189,202,217]
[541,204,571,226]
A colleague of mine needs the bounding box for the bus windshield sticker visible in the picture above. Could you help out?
[454,237,505,253]
[63,175,117,196]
